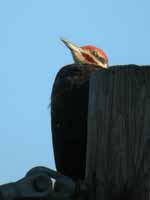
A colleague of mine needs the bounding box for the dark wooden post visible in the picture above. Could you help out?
[86,65,150,200]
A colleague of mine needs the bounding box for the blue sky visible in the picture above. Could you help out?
[0,0,150,183]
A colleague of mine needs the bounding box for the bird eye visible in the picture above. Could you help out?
[98,56,105,64]
[92,50,106,64]
[91,50,106,64]
[93,51,98,57]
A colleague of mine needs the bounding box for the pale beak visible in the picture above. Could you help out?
[60,38,81,54]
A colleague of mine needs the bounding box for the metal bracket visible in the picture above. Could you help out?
[0,166,77,200]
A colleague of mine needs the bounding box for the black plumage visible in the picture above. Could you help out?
[51,64,101,181]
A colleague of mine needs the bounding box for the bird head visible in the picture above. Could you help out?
[60,38,108,68]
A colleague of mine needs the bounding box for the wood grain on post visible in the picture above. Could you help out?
[86,65,150,200]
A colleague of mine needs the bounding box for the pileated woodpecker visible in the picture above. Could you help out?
[51,38,108,181]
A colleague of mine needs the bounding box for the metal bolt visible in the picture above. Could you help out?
[34,175,51,192]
